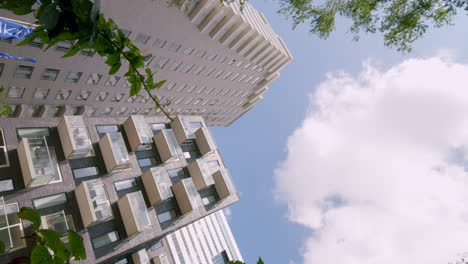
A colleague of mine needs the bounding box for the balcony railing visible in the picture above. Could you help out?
[187,158,220,190]
[118,191,151,236]
[58,116,93,159]
[170,116,204,144]
[141,167,173,205]
[18,136,58,187]
[123,115,153,151]
[99,132,132,172]
[75,179,113,227]
[132,249,150,264]
[194,127,217,155]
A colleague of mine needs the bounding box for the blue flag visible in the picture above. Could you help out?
[0,19,34,40]
[0,52,37,62]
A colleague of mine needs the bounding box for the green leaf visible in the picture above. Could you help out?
[67,230,86,260]
[17,36,36,46]
[18,207,41,232]
[257,257,264,264]
[108,63,121,75]
[38,4,60,30]
[37,229,61,243]
[105,52,120,66]
[154,80,166,88]
[130,82,142,96]
[0,240,5,254]
[63,44,81,58]
[30,244,53,264]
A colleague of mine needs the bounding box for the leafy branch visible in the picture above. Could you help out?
[0,0,172,119]
[0,207,86,264]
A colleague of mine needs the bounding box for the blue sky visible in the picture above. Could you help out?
[211,1,468,264]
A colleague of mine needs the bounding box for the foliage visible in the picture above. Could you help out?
[0,0,171,119]
[0,207,86,264]
[228,257,264,264]
[278,0,468,52]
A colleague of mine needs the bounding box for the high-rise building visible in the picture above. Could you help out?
[0,0,292,126]
[0,114,240,263]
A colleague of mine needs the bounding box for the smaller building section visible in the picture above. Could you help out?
[57,116,93,159]
[99,132,132,172]
[75,179,113,228]
[118,191,151,236]
[123,115,153,151]
[141,167,173,205]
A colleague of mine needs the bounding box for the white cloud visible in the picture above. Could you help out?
[224,207,232,220]
[275,56,468,264]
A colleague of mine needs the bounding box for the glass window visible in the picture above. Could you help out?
[237,74,247,82]
[206,54,217,61]
[41,211,75,239]
[168,168,185,178]
[73,166,100,179]
[151,241,163,250]
[76,91,91,101]
[95,92,109,101]
[7,86,25,98]
[0,180,13,192]
[204,68,216,77]
[114,258,129,264]
[130,108,140,115]
[111,93,125,102]
[126,95,137,103]
[80,49,94,57]
[0,63,4,78]
[153,39,167,48]
[41,68,60,81]
[154,57,170,69]
[56,41,72,52]
[140,95,150,103]
[192,65,205,75]
[0,202,24,251]
[168,42,181,52]
[117,107,127,115]
[216,56,227,63]
[92,231,119,249]
[150,123,166,133]
[87,73,103,85]
[65,72,82,83]
[32,194,67,211]
[195,50,206,57]
[180,64,194,73]
[230,73,240,81]
[96,125,119,137]
[227,58,236,65]
[157,210,177,223]
[114,178,137,191]
[56,90,71,100]
[137,157,157,168]
[0,38,12,44]
[17,127,50,138]
[212,251,229,264]
[202,195,216,205]
[120,29,131,37]
[33,88,49,99]
[169,61,182,71]
[165,82,176,91]
[105,76,120,87]
[183,48,194,55]
[136,33,150,44]
[14,65,34,79]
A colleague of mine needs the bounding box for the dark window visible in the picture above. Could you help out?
[150,123,166,134]
[96,125,120,138]
[17,127,50,140]
[73,166,100,179]
[137,157,157,168]
[32,193,67,210]
[0,179,13,192]
[92,231,120,249]
[212,251,230,264]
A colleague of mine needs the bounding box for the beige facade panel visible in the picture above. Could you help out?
[154,129,181,163]
[75,179,113,228]
[57,116,93,159]
[194,127,217,155]
[118,191,151,236]
[172,178,203,214]
[153,255,170,264]
[213,168,236,200]
[99,132,132,173]
[123,115,153,151]
[132,249,151,264]
[141,167,173,205]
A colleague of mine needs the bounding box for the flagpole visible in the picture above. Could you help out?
[0,16,38,27]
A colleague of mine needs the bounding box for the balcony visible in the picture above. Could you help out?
[75,179,113,227]
[141,167,173,205]
[99,132,132,172]
[170,116,204,144]
[41,210,75,243]
[154,129,181,163]
[187,158,222,190]
[213,168,237,200]
[57,116,92,159]
[123,115,153,151]
[194,127,217,155]
[118,191,151,236]
[172,178,203,214]
[132,249,150,264]
[17,137,59,187]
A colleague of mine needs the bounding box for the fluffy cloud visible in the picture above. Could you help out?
[275,56,468,264]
